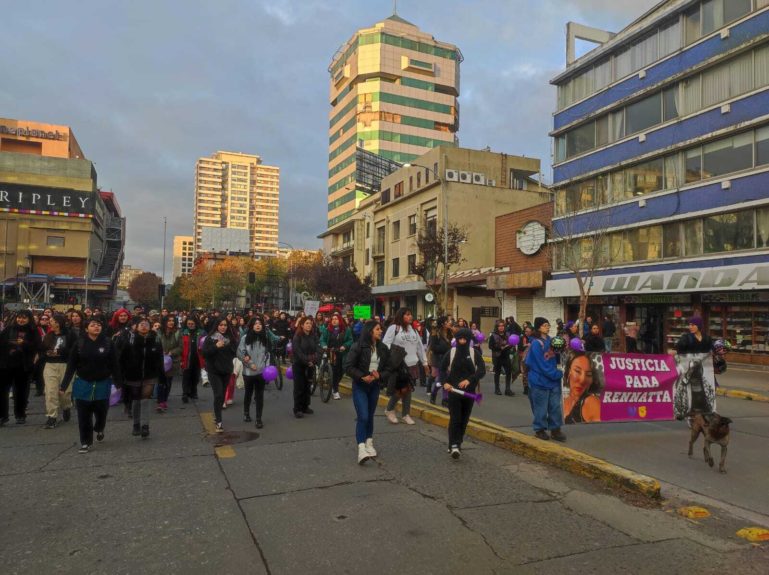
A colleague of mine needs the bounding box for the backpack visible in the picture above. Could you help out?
[447,346,482,373]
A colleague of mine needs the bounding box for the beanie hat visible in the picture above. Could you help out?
[688,316,704,330]
[454,327,474,342]
[534,317,549,331]
[565,320,575,329]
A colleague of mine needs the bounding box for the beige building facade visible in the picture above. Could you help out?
[117,265,144,290]
[326,14,462,228]
[193,151,279,257]
[172,235,194,280]
[321,146,551,323]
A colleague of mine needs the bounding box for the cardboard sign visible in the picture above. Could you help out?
[353,305,371,320]
[303,300,320,317]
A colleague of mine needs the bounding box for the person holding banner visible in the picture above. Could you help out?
[563,353,601,423]
[674,316,713,354]
[525,317,566,442]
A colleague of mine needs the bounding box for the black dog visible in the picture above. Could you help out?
[688,411,732,473]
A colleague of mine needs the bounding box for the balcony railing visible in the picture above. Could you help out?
[330,240,354,255]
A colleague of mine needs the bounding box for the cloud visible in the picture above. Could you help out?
[0,0,659,274]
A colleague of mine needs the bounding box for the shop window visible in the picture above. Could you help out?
[756,126,769,166]
[627,158,664,196]
[46,236,65,247]
[663,222,683,258]
[626,92,661,135]
[702,133,753,178]
[684,220,703,256]
[703,211,755,253]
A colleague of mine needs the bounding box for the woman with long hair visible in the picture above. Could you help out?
[319,313,353,401]
[157,316,181,412]
[59,318,120,453]
[428,317,452,405]
[180,316,205,403]
[291,317,320,418]
[488,320,514,396]
[237,316,280,428]
[563,353,601,423]
[223,316,243,407]
[344,320,389,464]
[0,310,41,425]
[41,314,74,428]
[202,319,237,433]
[119,318,164,438]
[382,307,427,425]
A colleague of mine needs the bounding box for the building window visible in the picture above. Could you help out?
[408,214,417,236]
[407,254,416,274]
[394,182,403,198]
[392,257,400,277]
[366,222,370,238]
[365,248,370,266]
[511,171,528,190]
[376,261,385,286]
[702,133,753,178]
[703,211,755,253]
[663,223,683,258]
[416,172,421,188]
[626,92,661,135]
[46,236,65,247]
[382,188,391,204]
[392,220,400,241]
[409,175,413,192]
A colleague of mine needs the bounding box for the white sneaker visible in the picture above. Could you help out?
[365,438,377,457]
[226,399,233,406]
[385,410,399,424]
[332,392,341,400]
[358,443,370,464]
[401,415,415,425]
[450,446,461,459]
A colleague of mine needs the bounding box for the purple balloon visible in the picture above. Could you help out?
[474,331,485,343]
[451,339,457,348]
[286,342,293,354]
[507,334,520,346]
[285,366,294,380]
[262,365,279,382]
[163,355,173,373]
[569,337,584,352]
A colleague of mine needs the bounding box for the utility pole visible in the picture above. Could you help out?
[161,216,167,309]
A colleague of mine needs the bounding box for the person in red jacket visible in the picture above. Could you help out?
[180,316,206,403]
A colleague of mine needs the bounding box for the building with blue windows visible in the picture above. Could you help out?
[547,0,769,364]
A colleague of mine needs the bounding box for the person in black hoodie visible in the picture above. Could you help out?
[202,318,236,433]
[488,320,515,396]
[291,317,321,418]
[119,318,164,438]
[441,327,486,459]
[583,323,606,353]
[0,310,41,425]
[60,318,121,453]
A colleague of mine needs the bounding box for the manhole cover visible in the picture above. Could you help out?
[209,430,260,446]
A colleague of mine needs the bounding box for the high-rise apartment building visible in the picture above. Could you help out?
[172,235,194,280]
[193,151,279,257]
[326,14,462,228]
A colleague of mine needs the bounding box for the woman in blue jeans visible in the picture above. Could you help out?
[525,317,567,442]
[344,320,389,464]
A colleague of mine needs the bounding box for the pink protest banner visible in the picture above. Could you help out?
[599,354,677,422]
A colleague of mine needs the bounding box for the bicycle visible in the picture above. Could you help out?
[268,352,283,391]
[316,350,334,403]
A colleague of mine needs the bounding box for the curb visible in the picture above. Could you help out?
[338,381,661,499]
[717,387,769,403]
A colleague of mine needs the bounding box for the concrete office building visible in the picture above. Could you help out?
[326,13,462,228]
[172,235,194,280]
[193,151,279,257]
[547,0,769,364]
[117,265,144,290]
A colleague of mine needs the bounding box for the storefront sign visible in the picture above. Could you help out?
[548,264,769,297]
[0,125,67,140]
[701,292,769,303]
[0,183,93,217]
[563,352,716,424]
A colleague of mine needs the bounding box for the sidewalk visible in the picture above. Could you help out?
[2,383,768,573]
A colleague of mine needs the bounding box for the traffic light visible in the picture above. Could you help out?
[158,284,166,298]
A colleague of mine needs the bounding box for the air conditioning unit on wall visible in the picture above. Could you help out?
[445,169,459,181]
[459,171,471,183]
[487,179,496,187]
[472,173,486,185]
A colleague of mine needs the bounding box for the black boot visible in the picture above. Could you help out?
[494,374,502,395]
[504,380,515,396]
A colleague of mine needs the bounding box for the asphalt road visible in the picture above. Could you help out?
[1,380,768,574]
[448,367,769,521]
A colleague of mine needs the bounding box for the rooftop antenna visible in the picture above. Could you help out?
[393,0,397,15]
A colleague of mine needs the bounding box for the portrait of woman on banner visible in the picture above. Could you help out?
[563,352,603,424]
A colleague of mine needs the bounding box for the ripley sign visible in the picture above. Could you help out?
[546,264,769,297]
[0,183,94,216]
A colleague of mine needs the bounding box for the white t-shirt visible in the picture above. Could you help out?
[369,348,379,373]
[383,324,426,367]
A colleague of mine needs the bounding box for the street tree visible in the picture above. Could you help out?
[127,272,162,309]
[411,222,468,314]
[295,255,371,304]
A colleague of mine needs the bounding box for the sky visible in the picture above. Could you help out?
[0,0,659,276]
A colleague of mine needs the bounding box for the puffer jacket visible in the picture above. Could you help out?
[119,331,165,383]
[382,344,413,396]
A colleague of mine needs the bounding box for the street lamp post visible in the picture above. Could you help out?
[403,155,449,314]
[277,241,295,311]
